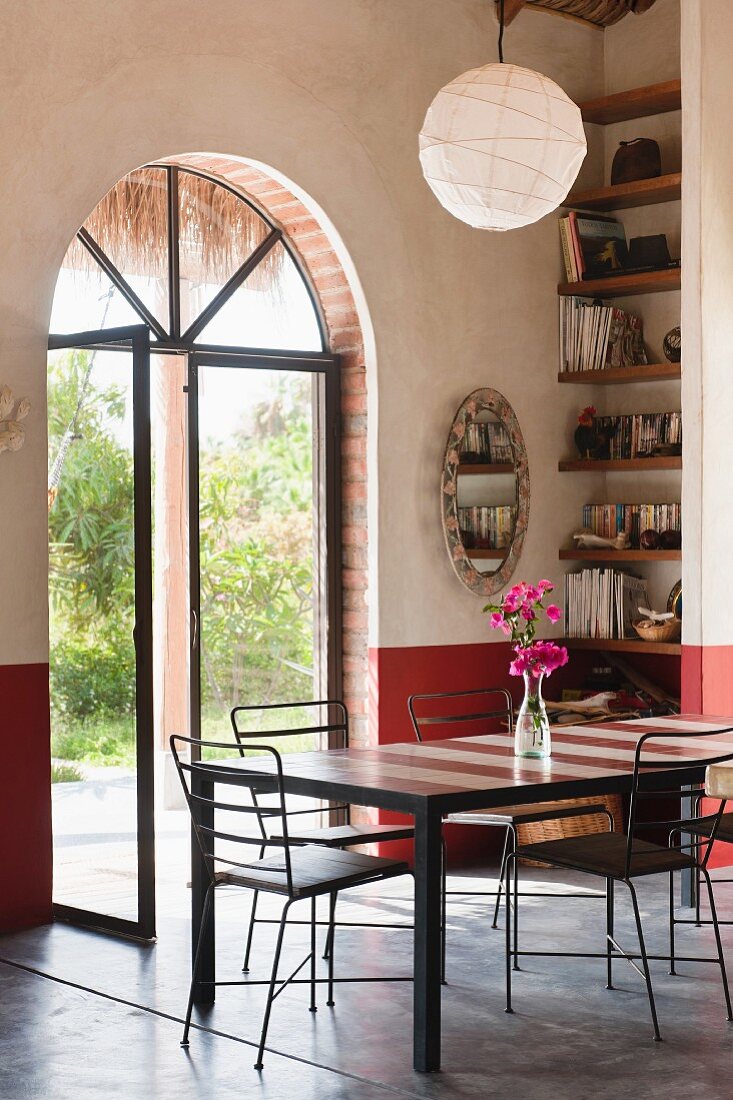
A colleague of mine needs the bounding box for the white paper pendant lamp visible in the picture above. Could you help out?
[419,63,587,231]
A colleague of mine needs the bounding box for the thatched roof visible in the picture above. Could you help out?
[498,0,658,27]
[63,166,283,291]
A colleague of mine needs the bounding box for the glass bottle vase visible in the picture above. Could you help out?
[514,670,551,758]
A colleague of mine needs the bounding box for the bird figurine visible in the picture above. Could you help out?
[574,405,598,459]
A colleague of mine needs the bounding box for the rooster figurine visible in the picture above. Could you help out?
[574,405,598,460]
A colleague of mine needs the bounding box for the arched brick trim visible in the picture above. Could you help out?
[170,154,369,749]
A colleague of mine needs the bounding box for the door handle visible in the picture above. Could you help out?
[190,609,199,650]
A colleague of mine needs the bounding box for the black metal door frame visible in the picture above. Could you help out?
[48,324,156,940]
[186,347,342,755]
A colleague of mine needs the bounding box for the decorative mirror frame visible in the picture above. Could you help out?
[441,387,530,596]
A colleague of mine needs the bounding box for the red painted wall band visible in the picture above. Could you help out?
[0,663,52,931]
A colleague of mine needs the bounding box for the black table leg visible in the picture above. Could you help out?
[191,773,215,1004]
[413,806,443,1072]
[681,784,698,910]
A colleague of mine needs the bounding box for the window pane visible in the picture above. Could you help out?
[195,240,322,351]
[75,166,170,330]
[48,346,140,922]
[197,365,317,736]
[50,266,146,333]
[178,171,271,331]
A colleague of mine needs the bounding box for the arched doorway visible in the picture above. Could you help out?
[48,160,367,937]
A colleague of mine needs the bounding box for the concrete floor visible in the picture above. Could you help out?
[2,866,733,1099]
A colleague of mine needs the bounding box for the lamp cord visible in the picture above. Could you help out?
[498,0,505,62]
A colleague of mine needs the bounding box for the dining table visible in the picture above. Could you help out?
[189,712,733,1072]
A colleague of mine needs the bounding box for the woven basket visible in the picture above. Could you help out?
[517,793,623,866]
[633,618,681,643]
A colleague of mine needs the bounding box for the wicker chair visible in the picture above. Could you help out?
[505,727,733,1039]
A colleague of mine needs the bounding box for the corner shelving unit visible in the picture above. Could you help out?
[558,363,680,385]
[559,548,680,563]
[558,267,680,298]
[557,79,682,671]
[567,172,681,212]
[578,79,681,126]
[561,636,681,657]
[559,456,681,472]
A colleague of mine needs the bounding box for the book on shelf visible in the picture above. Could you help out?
[582,503,681,548]
[460,421,513,464]
[593,411,681,459]
[559,296,647,373]
[459,506,516,550]
[564,568,648,641]
[558,212,679,283]
[559,213,627,281]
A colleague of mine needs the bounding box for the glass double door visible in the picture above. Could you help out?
[48,326,154,938]
[48,335,339,937]
[187,352,340,747]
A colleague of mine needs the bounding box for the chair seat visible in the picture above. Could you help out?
[272,823,414,848]
[216,844,409,898]
[683,810,733,844]
[447,800,609,827]
[518,830,695,880]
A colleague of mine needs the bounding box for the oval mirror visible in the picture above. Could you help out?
[441,387,529,596]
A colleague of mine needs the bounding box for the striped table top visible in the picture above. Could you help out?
[202,714,733,812]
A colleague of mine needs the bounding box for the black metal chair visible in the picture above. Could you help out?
[669,786,733,932]
[408,687,611,969]
[504,727,733,1040]
[171,734,411,1070]
[230,700,415,973]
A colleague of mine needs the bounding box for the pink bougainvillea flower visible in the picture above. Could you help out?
[501,620,512,637]
[489,612,504,630]
[508,640,568,678]
[545,604,562,623]
[537,579,554,593]
[520,605,536,622]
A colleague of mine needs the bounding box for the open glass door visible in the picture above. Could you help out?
[187,350,341,748]
[47,324,155,939]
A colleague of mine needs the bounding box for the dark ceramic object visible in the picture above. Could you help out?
[611,138,661,185]
[639,529,661,550]
[660,529,682,550]
[663,326,681,363]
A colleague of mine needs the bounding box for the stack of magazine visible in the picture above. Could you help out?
[564,568,648,640]
[559,296,647,373]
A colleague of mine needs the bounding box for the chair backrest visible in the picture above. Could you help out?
[170,734,295,896]
[408,687,513,743]
[230,699,349,824]
[625,726,733,879]
[230,699,348,750]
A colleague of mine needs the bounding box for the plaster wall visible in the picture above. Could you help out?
[681,0,733,658]
[0,0,603,663]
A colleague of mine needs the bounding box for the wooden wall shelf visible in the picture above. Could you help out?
[558,363,681,385]
[559,548,681,562]
[456,463,514,476]
[466,548,506,560]
[559,456,681,472]
[561,637,681,656]
[567,173,681,212]
[558,268,680,298]
[579,80,681,125]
